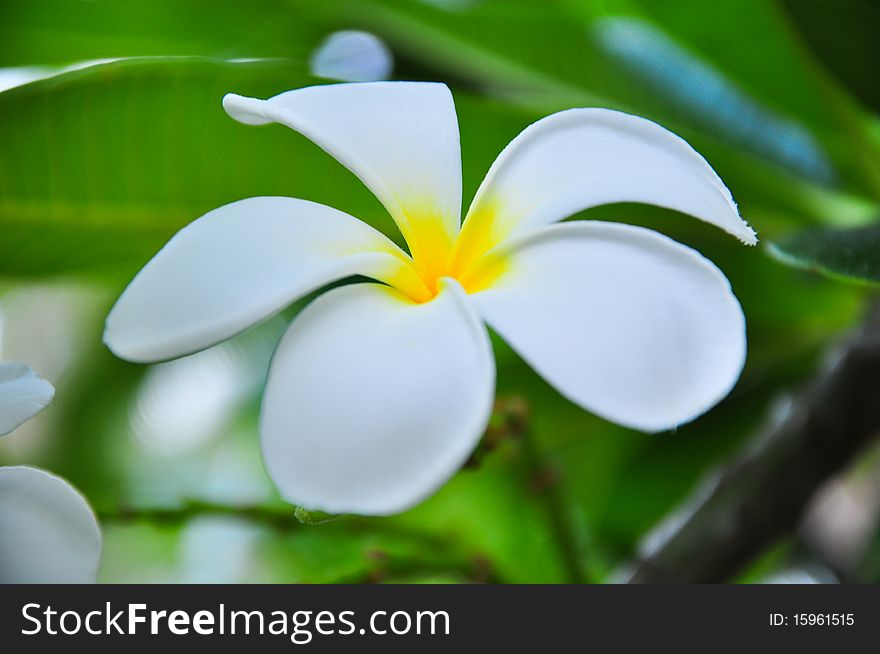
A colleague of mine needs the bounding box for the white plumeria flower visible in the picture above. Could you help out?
[105,82,754,516]
[0,362,102,582]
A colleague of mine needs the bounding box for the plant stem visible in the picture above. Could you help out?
[97,500,459,552]
[97,500,300,529]
[499,397,588,583]
[97,500,497,581]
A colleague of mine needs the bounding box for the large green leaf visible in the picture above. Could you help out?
[2,63,870,280]
[769,222,880,286]
[6,0,873,199]
[1,55,841,280]
[0,57,396,276]
[0,0,324,65]
[2,1,875,284]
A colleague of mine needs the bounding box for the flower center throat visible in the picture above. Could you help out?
[392,205,509,303]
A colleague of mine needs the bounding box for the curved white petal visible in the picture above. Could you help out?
[310,31,393,83]
[0,362,54,436]
[105,197,422,363]
[260,280,494,515]
[464,108,755,252]
[223,82,463,243]
[0,466,102,583]
[472,222,746,432]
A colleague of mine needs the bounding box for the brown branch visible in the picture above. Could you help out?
[626,300,880,583]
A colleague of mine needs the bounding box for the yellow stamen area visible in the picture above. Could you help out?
[386,201,510,303]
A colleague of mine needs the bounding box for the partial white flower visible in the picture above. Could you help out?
[310,31,393,82]
[105,82,754,515]
[1,362,102,583]
[0,466,102,583]
[0,361,54,435]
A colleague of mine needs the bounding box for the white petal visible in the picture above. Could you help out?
[464,108,756,252]
[260,280,494,515]
[0,362,54,436]
[105,197,422,363]
[223,83,463,242]
[309,31,393,83]
[0,466,102,583]
[472,222,746,432]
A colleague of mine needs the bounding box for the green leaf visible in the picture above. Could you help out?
[768,222,880,286]
[0,0,324,65]
[0,57,396,277]
[294,506,339,525]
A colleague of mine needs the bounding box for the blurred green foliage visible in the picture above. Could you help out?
[782,0,880,115]
[1,0,878,583]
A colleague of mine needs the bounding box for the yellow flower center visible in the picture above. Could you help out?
[388,203,510,303]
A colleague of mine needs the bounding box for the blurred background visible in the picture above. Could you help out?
[1,0,880,583]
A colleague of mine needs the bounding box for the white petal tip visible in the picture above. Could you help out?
[733,221,758,246]
[101,333,132,363]
[0,363,56,436]
[222,93,271,125]
[102,316,149,364]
